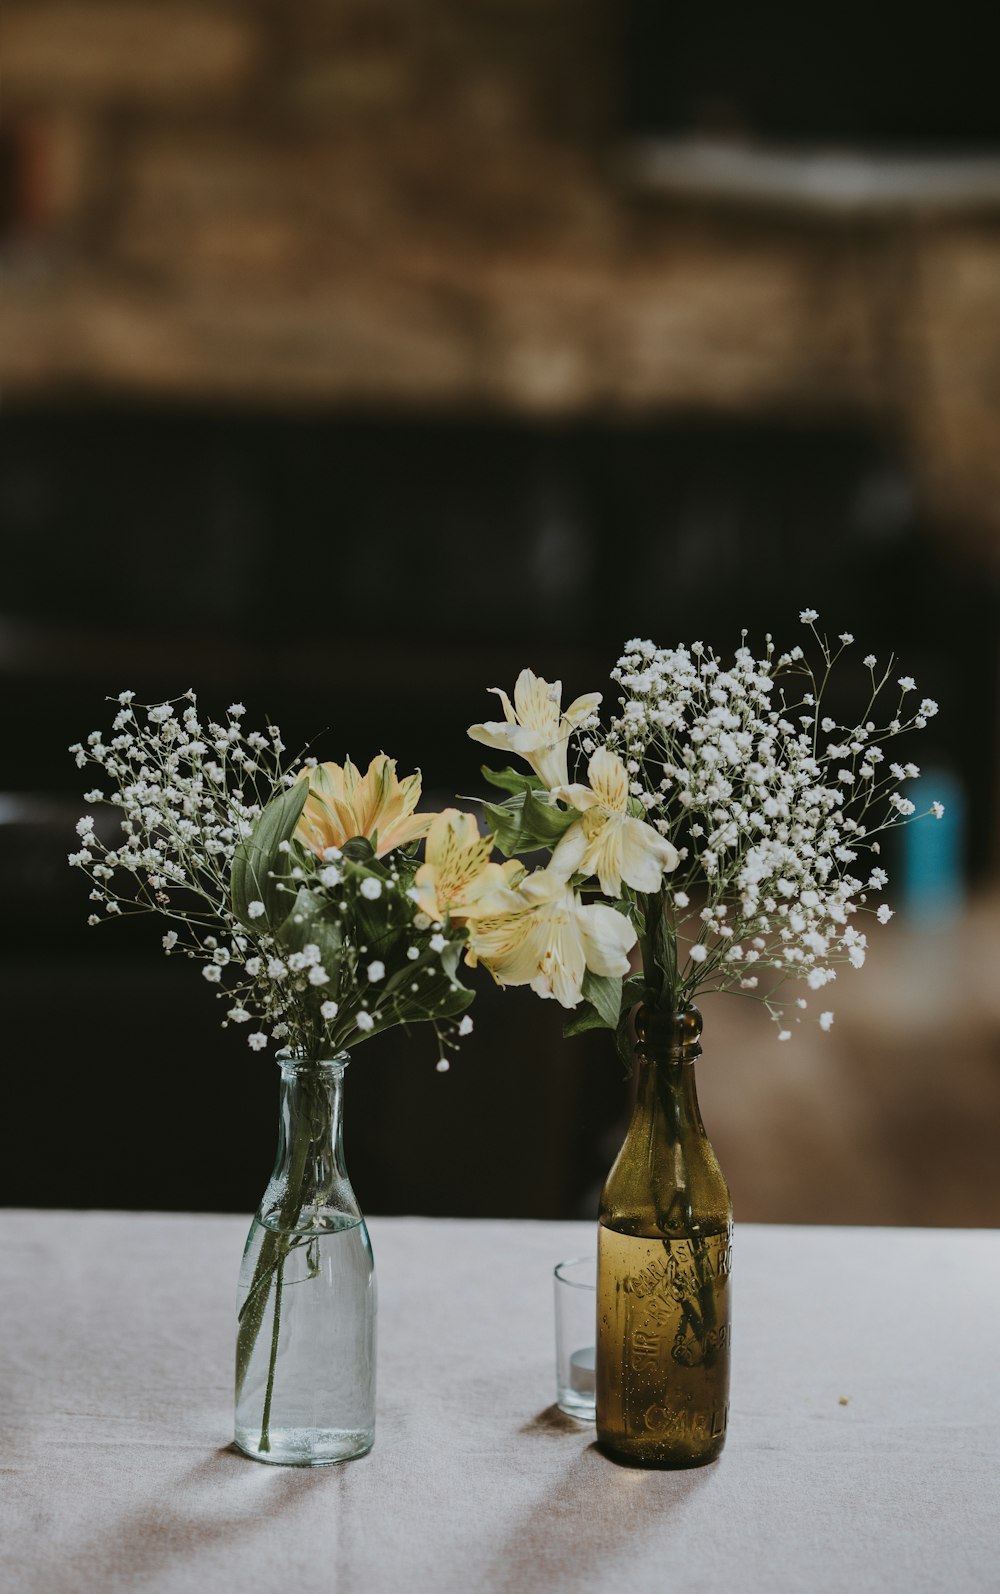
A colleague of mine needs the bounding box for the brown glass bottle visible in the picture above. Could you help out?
[596,1006,732,1467]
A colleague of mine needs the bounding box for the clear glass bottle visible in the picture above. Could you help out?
[234,1053,376,1466]
[596,1006,732,1467]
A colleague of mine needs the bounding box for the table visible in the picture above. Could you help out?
[1,1213,997,1594]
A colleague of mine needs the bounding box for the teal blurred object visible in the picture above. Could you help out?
[901,770,964,923]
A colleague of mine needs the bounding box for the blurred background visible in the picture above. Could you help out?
[1,0,997,1225]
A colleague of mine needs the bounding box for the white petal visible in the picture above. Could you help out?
[562,691,603,728]
[576,901,636,977]
[549,822,588,882]
[549,781,602,812]
[487,687,518,725]
[514,669,561,733]
[531,739,571,790]
[587,821,624,899]
[587,748,629,813]
[468,721,548,759]
[618,817,679,893]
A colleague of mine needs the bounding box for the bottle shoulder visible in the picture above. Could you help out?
[599,1119,731,1237]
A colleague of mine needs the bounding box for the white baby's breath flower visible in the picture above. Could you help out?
[247,1032,268,1052]
[799,608,818,623]
[356,1012,375,1032]
[307,966,329,986]
[202,964,222,983]
[688,944,707,964]
[367,960,386,983]
[248,900,265,920]
[458,1015,474,1036]
[436,1058,450,1072]
[931,801,945,819]
[162,931,178,951]
[429,934,447,953]
[320,999,339,1020]
[819,1011,834,1031]
[876,904,894,924]
[360,878,382,901]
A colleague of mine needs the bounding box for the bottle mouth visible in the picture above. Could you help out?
[275,1050,350,1076]
[634,1004,703,1057]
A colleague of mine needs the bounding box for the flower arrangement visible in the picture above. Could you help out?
[68,691,533,1456]
[68,692,504,1070]
[463,613,943,1061]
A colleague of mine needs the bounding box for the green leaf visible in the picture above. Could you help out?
[582,970,622,1028]
[482,788,579,857]
[341,836,378,866]
[619,973,647,1017]
[561,971,623,1037]
[616,1010,634,1074]
[231,781,308,930]
[615,975,648,1074]
[272,886,342,964]
[562,1001,609,1038]
[480,765,543,796]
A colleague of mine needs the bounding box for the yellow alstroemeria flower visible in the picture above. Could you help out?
[295,755,433,859]
[468,668,602,791]
[411,808,524,923]
[465,867,636,1010]
[550,748,679,898]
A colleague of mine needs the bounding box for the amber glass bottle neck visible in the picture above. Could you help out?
[633,1004,703,1063]
[631,1005,706,1130]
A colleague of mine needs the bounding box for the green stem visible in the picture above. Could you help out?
[235,1076,321,1405]
[258,1259,285,1453]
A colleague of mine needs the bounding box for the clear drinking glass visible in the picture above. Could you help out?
[554,1256,597,1421]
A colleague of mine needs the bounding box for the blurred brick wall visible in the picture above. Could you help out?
[2,0,1000,546]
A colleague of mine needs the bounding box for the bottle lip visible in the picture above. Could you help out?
[634,1003,703,1057]
[275,1049,350,1075]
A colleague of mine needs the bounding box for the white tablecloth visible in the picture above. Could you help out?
[1,1212,997,1594]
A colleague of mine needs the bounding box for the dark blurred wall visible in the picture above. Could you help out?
[1,0,998,1221]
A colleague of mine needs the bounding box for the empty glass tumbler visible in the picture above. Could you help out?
[554,1256,597,1421]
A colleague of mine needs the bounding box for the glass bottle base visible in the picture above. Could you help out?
[596,1431,725,1468]
[234,1426,374,1467]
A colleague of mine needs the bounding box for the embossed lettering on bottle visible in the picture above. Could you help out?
[598,1229,731,1450]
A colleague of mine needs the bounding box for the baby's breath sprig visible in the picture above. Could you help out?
[601,612,943,1038]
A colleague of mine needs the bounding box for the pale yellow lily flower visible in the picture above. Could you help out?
[294,755,433,859]
[468,668,602,790]
[550,748,679,897]
[465,867,636,1010]
[411,808,524,923]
